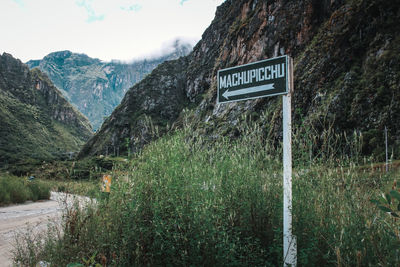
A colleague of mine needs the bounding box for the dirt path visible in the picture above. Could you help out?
[0,192,91,267]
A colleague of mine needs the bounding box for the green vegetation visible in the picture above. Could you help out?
[2,156,121,198]
[13,123,400,266]
[0,174,51,205]
[42,179,100,199]
[0,53,93,168]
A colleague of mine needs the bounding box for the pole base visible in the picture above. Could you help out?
[283,234,297,267]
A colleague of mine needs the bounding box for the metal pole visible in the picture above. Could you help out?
[385,126,388,172]
[283,57,296,266]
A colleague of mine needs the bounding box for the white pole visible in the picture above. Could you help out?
[385,126,388,172]
[283,57,296,267]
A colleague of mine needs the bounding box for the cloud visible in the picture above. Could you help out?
[120,4,142,12]
[179,0,190,5]
[13,0,24,7]
[76,0,105,23]
[119,37,196,63]
[120,4,143,12]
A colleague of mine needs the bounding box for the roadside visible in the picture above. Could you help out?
[0,192,92,267]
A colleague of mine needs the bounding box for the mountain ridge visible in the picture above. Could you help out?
[26,40,193,130]
[0,52,93,167]
[79,0,400,159]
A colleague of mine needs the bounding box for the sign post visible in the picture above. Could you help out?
[218,55,296,266]
[282,57,296,266]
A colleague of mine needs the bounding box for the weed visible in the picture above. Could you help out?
[12,123,400,266]
[0,174,51,205]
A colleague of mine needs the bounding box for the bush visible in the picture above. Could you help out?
[12,126,400,266]
[27,181,51,201]
[0,175,51,205]
[0,183,11,204]
[8,179,30,204]
[68,157,114,180]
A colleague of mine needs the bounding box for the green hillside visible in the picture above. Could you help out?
[0,53,93,167]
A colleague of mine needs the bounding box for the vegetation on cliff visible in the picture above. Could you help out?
[79,0,399,161]
[0,53,92,167]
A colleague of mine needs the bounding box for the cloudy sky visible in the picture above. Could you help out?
[1,0,225,62]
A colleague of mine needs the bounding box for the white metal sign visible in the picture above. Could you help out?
[217,55,296,267]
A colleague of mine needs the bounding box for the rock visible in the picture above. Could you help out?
[80,0,400,160]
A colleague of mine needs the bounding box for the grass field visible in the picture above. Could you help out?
[12,124,400,266]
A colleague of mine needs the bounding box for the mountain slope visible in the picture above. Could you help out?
[79,57,189,156]
[26,40,192,130]
[0,53,93,166]
[79,0,400,159]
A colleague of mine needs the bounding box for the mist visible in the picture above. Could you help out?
[112,37,197,64]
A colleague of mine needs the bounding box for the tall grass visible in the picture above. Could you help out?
[0,174,51,205]
[13,123,400,266]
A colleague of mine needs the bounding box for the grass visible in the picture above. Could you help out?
[12,124,400,266]
[43,179,101,198]
[0,172,101,206]
[0,174,51,205]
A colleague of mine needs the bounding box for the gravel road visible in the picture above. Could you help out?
[0,192,91,267]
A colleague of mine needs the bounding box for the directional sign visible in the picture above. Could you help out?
[217,55,288,104]
[217,55,296,266]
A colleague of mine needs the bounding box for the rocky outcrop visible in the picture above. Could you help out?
[0,53,93,166]
[79,0,400,159]
[79,57,189,156]
[26,40,192,130]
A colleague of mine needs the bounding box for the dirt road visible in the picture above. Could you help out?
[0,192,91,267]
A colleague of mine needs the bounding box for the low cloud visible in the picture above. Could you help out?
[76,0,105,23]
[13,0,24,7]
[120,4,142,12]
[180,0,190,5]
[116,37,197,63]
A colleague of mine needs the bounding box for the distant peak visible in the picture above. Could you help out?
[45,50,73,59]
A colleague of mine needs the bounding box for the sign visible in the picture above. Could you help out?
[217,55,288,104]
[217,55,296,267]
[101,175,112,193]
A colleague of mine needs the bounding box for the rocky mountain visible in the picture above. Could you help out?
[0,53,93,167]
[26,40,192,130]
[79,0,400,160]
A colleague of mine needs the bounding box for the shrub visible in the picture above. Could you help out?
[0,175,51,205]
[12,126,400,266]
[27,181,51,201]
[8,179,30,204]
[0,183,11,204]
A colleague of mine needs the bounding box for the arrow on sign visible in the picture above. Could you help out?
[222,83,275,100]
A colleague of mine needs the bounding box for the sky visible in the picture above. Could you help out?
[0,0,225,62]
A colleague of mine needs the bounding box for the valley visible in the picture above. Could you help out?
[1,0,399,266]
[26,40,192,130]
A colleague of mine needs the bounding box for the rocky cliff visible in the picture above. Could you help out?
[26,40,192,130]
[79,0,400,160]
[0,53,93,166]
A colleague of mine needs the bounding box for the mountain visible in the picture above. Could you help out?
[79,0,400,160]
[26,40,193,130]
[0,53,93,167]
